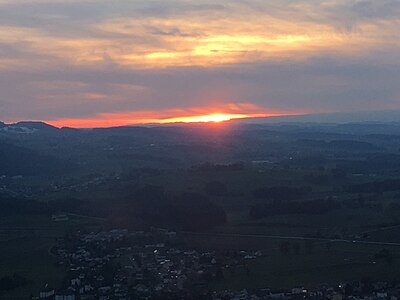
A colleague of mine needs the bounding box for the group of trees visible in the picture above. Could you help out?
[296,139,376,151]
[193,162,245,172]
[337,154,400,175]
[0,274,27,292]
[0,193,46,216]
[347,179,400,194]
[278,240,333,255]
[252,186,312,201]
[0,193,103,218]
[204,181,227,197]
[374,249,395,264]
[0,140,72,176]
[0,180,228,231]
[250,198,340,219]
[129,185,227,231]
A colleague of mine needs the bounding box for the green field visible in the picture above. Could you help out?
[2,166,400,296]
[184,232,400,290]
[0,215,103,299]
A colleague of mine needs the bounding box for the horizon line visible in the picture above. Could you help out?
[3,109,400,129]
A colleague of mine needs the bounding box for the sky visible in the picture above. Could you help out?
[0,0,399,127]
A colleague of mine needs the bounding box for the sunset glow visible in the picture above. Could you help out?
[1,0,399,125]
[158,113,250,124]
[47,111,281,128]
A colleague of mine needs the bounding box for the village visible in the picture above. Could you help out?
[33,228,400,300]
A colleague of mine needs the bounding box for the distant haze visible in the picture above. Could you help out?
[244,110,400,124]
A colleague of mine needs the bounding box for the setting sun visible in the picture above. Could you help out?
[158,113,249,124]
[45,108,283,128]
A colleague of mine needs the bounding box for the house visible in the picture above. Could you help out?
[55,293,75,300]
[377,291,388,298]
[291,287,306,295]
[270,290,286,299]
[39,288,55,299]
[55,287,76,300]
[331,294,343,300]
[71,278,81,286]
[79,284,94,293]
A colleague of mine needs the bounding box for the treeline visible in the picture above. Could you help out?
[337,154,400,175]
[0,185,227,231]
[46,197,110,217]
[0,140,73,176]
[253,186,312,201]
[296,139,377,151]
[0,274,27,292]
[347,179,400,193]
[192,162,245,172]
[0,193,105,217]
[204,181,227,196]
[127,186,227,231]
[289,154,400,176]
[0,194,47,216]
[250,199,340,219]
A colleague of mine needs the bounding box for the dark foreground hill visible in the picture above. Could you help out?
[0,140,70,176]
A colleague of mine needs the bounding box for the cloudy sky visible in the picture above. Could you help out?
[0,0,399,126]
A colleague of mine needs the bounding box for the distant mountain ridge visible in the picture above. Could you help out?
[0,121,59,134]
[239,110,400,124]
[14,121,58,130]
[2,110,400,131]
[2,114,400,177]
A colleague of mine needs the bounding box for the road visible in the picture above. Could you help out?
[182,231,400,247]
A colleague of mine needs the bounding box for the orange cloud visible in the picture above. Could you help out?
[0,1,395,71]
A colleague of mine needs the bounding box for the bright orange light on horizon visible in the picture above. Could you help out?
[46,107,291,128]
[158,113,249,124]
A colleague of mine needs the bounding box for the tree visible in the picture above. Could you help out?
[345,283,354,296]
[374,249,395,264]
[204,181,227,197]
[305,240,315,254]
[293,242,301,255]
[326,241,332,251]
[216,268,224,281]
[280,242,291,255]
[361,277,374,294]
[0,274,27,291]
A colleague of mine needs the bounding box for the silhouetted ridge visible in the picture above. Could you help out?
[14,121,58,131]
[0,140,70,176]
